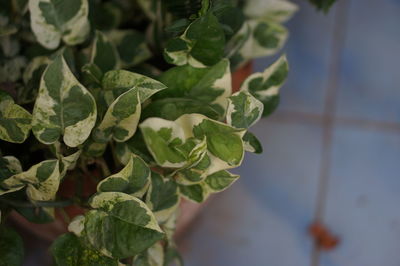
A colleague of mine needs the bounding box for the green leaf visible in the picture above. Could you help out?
[158,59,231,114]
[203,170,239,193]
[97,154,150,197]
[1,159,60,201]
[164,12,225,67]
[134,242,164,266]
[146,172,179,222]
[32,55,97,147]
[0,156,22,183]
[108,30,152,67]
[226,90,263,129]
[178,183,204,203]
[90,31,119,73]
[240,55,288,117]
[93,88,140,143]
[242,131,263,154]
[29,0,90,49]
[102,70,167,103]
[0,91,32,143]
[0,226,24,266]
[82,192,164,259]
[244,0,298,22]
[307,0,336,12]
[51,233,119,266]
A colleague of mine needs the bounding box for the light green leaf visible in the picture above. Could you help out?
[29,0,90,49]
[93,88,141,143]
[82,192,164,259]
[240,55,288,117]
[226,90,263,129]
[102,70,167,103]
[97,154,150,197]
[32,55,97,147]
[242,131,263,154]
[2,159,60,201]
[108,30,151,67]
[90,31,119,73]
[0,91,32,143]
[158,59,232,114]
[0,226,24,266]
[146,172,179,223]
[51,233,119,266]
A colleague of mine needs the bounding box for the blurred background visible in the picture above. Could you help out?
[22,0,400,265]
[180,0,400,265]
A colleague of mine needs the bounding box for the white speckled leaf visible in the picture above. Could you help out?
[226,90,263,129]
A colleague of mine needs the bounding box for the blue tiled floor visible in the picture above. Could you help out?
[183,0,400,265]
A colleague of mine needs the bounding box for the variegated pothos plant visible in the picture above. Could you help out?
[0,0,299,265]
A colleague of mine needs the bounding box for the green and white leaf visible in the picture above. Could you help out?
[108,30,151,68]
[146,172,179,223]
[242,131,263,154]
[244,0,298,22]
[93,88,141,143]
[97,154,150,197]
[0,226,24,266]
[203,170,239,194]
[0,56,26,82]
[240,55,288,116]
[0,91,32,143]
[133,242,164,266]
[90,31,119,73]
[29,0,90,49]
[32,55,97,147]
[2,159,60,201]
[102,70,167,104]
[60,150,82,178]
[140,114,245,173]
[51,233,119,266]
[81,192,164,259]
[158,59,232,114]
[226,90,263,129]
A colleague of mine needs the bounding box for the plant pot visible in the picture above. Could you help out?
[10,61,253,243]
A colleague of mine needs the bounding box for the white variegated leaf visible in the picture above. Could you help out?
[32,55,97,147]
[227,90,264,129]
[29,0,90,49]
[244,0,298,22]
[97,154,150,197]
[133,242,164,266]
[91,30,119,73]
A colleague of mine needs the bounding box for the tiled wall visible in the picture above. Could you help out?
[182,0,400,265]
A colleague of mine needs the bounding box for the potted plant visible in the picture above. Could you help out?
[0,0,332,264]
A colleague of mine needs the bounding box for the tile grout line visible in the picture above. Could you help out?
[311,1,351,266]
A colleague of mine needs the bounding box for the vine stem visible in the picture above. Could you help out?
[0,198,74,208]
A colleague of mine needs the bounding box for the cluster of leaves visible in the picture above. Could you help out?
[0,0,297,265]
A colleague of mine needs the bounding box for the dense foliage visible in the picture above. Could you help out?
[0,0,297,265]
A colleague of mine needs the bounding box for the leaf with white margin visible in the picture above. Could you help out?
[244,0,298,23]
[178,183,205,203]
[83,192,164,259]
[146,172,179,223]
[97,154,150,197]
[203,170,239,193]
[91,31,119,73]
[60,150,82,178]
[51,233,119,266]
[158,59,232,114]
[0,91,32,143]
[29,0,90,49]
[108,29,151,68]
[93,88,141,143]
[32,55,97,147]
[240,55,288,117]
[133,242,164,266]
[174,153,211,185]
[2,160,60,201]
[140,114,245,172]
[227,90,263,129]
[102,70,167,103]
[0,156,23,195]
[242,131,263,154]
[237,20,287,61]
